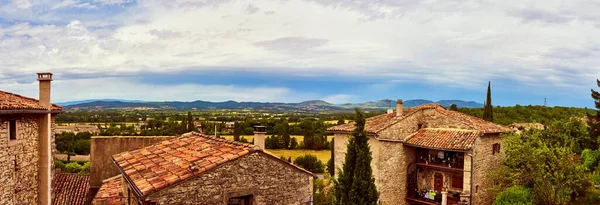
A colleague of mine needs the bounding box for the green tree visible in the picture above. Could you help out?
[334,109,379,205]
[483,81,494,122]
[290,137,298,149]
[294,154,324,173]
[493,186,533,205]
[301,119,315,149]
[282,122,291,149]
[588,79,600,149]
[491,128,588,205]
[449,104,458,111]
[187,111,195,132]
[337,119,345,125]
[233,122,241,142]
[327,138,335,176]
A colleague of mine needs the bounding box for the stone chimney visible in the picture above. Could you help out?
[396,99,403,117]
[37,72,52,205]
[253,126,266,150]
[37,72,52,108]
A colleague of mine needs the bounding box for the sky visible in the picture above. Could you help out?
[0,0,599,107]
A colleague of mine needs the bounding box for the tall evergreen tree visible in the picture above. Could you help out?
[327,138,335,176]
[483,81,494,122]
[334,109,379,205]
[187,111,195,132]
[449,104,458,111]
[588,79,600,149]
[233,122,241,142]
[282,121,291,149]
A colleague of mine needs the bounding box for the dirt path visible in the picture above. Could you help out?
[55,154,90,162]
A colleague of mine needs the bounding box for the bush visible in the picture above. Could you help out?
[294,154,324,173]
[493,186,533,205]
[63,162,83,173]
[79,162,90,174]
[583,149,600,171]
[55,160,65,169]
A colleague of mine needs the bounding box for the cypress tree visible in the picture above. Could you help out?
[187,111,195,132]
[282,121,291,149]
[483,81,494,122]
[233,122,241,142]
[588,79,600,149]
[327,138,335,176]
[334,109,379,205]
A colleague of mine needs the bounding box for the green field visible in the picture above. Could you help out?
[220,135,333,143]
[266,149,330,164]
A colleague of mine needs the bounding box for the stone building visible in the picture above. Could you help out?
[328,100,510,205]
[92,132,315,205]
[0,73,63,205]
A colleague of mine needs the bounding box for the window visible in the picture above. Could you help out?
[228,195,253,205]
[452,174,463,189]
[9,120,16,140]
[417,123,423,130]
[492,143,501,155]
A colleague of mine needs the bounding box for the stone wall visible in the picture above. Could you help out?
[143,152,313,205]
[471,133,502,205]
[0,115,42,205]
[90,136,174,188]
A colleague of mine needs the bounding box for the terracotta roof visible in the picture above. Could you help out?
[53,173,91,205]
[404,128,482,151]
[328,104,509,135]
[93,176,124,205]
[0,90,62,111]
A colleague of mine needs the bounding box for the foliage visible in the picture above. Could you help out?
[449,104,458,111]
[294,154,325,173]
[457,105,593,126]
[290,137,298,149]
[483,81,494,122]
[491,125,589,205]
[582,149,600,171]
[63,162,83,173]
[314,178,335,205]
[493,186,533,205]
[334,109,379,205]
[327,138,335,176]
[56,132,93,155]
[79,162,90,174]
[588,79,600,150]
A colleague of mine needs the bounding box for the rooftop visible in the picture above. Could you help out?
[52,173,91,205]
[404,128,482,151]
[0,90,62,112]
[328,104,509,135]
[113,132,313,198]
[93,176,124,205]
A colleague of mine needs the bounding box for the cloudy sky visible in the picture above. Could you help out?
[0,0,599,107]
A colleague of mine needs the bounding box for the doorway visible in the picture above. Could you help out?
[228,195,253,205]
[434,173,443,191]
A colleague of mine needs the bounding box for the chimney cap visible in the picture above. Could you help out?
[253,125,266,133]
[397,99,403,104]
[37,72,53,81]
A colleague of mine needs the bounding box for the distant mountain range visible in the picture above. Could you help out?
[60,99,483,111]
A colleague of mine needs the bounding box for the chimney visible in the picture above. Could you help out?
[253,126,266,150]
[37,72,52,109]
[37,72,53,205]
[396,99,403,117]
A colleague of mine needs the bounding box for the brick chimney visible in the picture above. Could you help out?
[253,126,266,150]
[396,99,403,117]
[37,72,52,205]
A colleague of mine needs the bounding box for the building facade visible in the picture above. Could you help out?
[93,132,315,205]
[329,100,510,205]
[0,73,62,205]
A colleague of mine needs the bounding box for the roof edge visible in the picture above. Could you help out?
[257,150,317,177]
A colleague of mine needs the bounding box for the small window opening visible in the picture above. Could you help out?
[417,123,423,130]
[9,120,16,140]
[492,143,501,155]
[228,195,253,205]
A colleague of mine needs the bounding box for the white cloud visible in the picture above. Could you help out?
[0,0,599,98]
[321,94,357,104]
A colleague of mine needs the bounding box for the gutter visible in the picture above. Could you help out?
[468,152,474,205]
[111,157,145,200]
[0,109,63,114]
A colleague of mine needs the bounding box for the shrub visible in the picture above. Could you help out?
[79,162,90,174]
[294,154,325,173]
[583,149,600,171]
[63,162,83,173]
[55,160,65,169]
[493,186,533,205]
